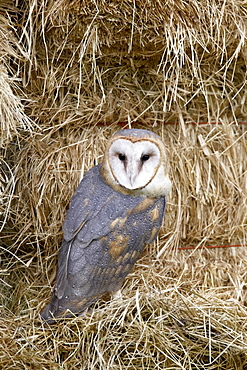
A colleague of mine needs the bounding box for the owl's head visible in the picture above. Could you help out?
[101,129,172,198]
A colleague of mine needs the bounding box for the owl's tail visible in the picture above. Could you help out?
[40,294,60,324]
[40,292,91,324]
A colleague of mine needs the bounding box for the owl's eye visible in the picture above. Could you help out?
[118,153,126,161]
[141,154,150,162]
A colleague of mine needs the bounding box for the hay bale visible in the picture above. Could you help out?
[1,244,247,368]
[8,122,246,253]
[13,0,247,127]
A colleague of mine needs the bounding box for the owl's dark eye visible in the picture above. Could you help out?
[141,154,150,162]
[118,153,126,161]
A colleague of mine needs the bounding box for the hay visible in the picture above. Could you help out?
[1,0,247,368]
[1,245,247,368]
[13,0,247,128]
[0,4,37,234]
[0,63,34,149]
[0,5,35,148]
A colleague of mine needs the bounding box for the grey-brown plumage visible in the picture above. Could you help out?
[41,129,171,323]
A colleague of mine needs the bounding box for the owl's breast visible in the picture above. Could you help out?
[105,195,166,261]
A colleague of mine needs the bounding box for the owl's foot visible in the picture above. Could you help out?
[111,289,123,301]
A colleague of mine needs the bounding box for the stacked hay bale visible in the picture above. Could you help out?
[1,0,247,368]
[12,0,247,126]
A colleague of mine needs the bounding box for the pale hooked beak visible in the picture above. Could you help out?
[125,159,139,188]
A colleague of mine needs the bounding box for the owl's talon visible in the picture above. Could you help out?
[112,289,123,301]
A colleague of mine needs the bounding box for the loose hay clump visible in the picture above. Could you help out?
[0,64,35,148]
[0,6,36,148]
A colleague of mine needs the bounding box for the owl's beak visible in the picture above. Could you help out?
[125,160,139,188]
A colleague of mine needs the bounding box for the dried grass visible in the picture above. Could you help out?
[0,4,36,148]
[0,3,37,234]
[13,0,247,128]
[1,0,247,368]
[0,63,35,148]
[1,244,247,369]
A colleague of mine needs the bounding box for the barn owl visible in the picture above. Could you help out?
[41,128,171,323]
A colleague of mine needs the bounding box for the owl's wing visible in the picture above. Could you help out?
[56,165,147,294]
[62,165,139,243]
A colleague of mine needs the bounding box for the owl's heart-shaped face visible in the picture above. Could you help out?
[108,139,160,190]
[102,129,171,198]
